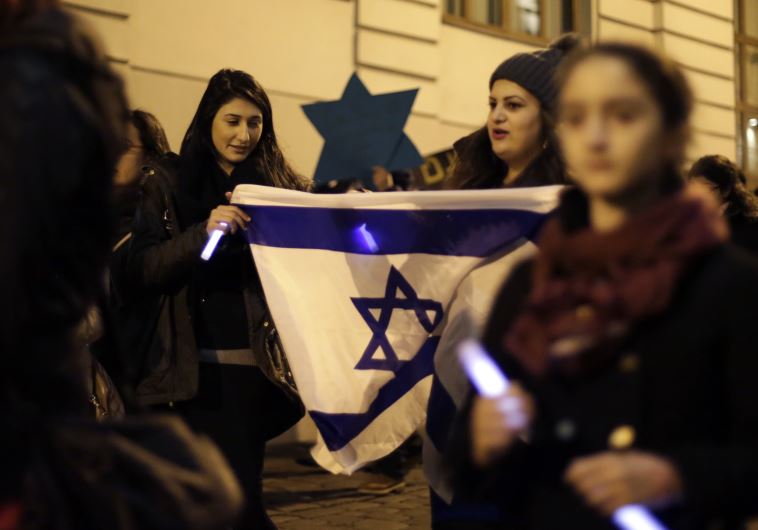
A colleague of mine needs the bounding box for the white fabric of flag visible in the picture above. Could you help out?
[231,184,561,474]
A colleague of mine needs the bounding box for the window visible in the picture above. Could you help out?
[737,0,758,184]
[444,0,591,44]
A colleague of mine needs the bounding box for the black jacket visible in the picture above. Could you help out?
[106,159,201,406]
[449,245,758,529]
[126,158,303,437]
[729,214,758,256]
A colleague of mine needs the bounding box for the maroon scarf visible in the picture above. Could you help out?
[505,184,728,377]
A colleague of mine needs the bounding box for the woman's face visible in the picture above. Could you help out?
[211,97,263,172]
[487,79,543,166]
[557,56,674,202]
[113,123,143,186]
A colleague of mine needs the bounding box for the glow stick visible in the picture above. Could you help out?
[356,223,379,253]
[456,340,669,530]
[458,339,510,397]
[200,222,227,261]
[613,505,668,530]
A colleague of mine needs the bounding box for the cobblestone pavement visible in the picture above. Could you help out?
[263,444,431,529]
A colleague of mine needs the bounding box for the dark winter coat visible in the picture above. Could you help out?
[448,243,758,529]
[126,157,304,438]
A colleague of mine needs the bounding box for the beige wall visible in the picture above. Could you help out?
[597,0,738,165]
[66,0,356,178]
[67,0,741,179]
[62,0,532,179]
[66,0,463,179]
[64,0,742,443]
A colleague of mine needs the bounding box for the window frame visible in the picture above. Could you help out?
[442,0,584,46]
[736,0,758,181]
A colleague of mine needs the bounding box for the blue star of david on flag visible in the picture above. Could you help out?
[352,266,443,372]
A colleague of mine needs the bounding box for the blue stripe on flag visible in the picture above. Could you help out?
[242,206,547,257]
[309,336,440,451]
[430,489,505,524]
[426,373,459,453]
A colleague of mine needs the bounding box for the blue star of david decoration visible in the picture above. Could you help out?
[302,73,425,187]
[352,266,443,372]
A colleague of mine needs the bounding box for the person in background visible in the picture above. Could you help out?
[90,110,173,400]
[110,110,172,286]
[445,34,581,190]
[372,165,413,191]
[310,166,411,194]
[128,69,308,530]
[0,2,241,528]
[312,178,367,193]
[688,154,758,254]
[113,110,171,245]
[428,34,581,530]
[450,41,758,529]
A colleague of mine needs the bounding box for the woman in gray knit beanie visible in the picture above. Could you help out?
[447,33,582,189]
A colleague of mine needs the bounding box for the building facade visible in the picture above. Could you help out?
[63,0,755,441]
[64,0,754,185]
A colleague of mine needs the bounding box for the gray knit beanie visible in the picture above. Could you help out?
[489,33,582,110]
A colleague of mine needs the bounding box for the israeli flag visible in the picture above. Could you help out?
[232,184,561,474]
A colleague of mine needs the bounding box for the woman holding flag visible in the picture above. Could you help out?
[451,42,758,529]
[430,34,580,529]
[128,69,307,529]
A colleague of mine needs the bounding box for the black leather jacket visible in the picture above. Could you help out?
[125,157,303,437]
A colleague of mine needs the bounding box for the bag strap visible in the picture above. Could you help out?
[112,232,132,253]
[140,164,177,239]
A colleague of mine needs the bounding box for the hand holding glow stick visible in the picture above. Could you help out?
[613,505,668,530]
[458,339,510,397]
[456,340,668,530]
[200,222,228,261]
[201,195,251,261]
[458,339,528,430]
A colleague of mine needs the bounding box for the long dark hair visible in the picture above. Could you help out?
[180,69,306,193]
[689,155,758,219]
[0,0,59,29]
[130,109,170,163]
[446,110,565,190]
[556,42,693,195]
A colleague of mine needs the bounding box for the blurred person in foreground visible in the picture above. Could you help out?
[448,42,758,529]
[0,2,241,528]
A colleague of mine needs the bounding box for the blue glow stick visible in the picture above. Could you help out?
[456,340,669,530]
[200,222,227,261]
[355,223,379,253]
[458,339,510,398]
[613,505,668,530]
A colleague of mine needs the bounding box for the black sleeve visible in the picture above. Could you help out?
[127,175,208,293]
[444,259,536,508]
[668,249,758,518]
[482,259,535,379]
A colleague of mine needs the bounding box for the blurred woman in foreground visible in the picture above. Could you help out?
[451,42,758,529]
